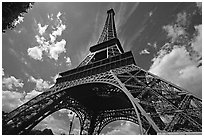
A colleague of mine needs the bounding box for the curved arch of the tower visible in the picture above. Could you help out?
[3,9,202,135]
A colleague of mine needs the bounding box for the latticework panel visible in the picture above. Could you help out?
[112,64,202,133]
[78,53,95,67]
[4,64,202,135]
[97,9,117,44]
[107,44,121,58]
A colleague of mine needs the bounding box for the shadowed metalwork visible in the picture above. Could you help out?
[3,9,202,135]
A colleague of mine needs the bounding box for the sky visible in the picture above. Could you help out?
[2,2,202,135]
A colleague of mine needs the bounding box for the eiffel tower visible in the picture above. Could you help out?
[3,9,202,135]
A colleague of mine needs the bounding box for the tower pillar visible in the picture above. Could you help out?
[88,112,98,135]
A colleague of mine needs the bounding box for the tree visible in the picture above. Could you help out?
[29,128,54,135]
[2,2,34,33]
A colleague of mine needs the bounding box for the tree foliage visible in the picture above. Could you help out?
[2,2,34,33]
[29,128,54,135]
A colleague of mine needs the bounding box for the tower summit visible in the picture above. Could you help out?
[77,8,124,68]
[4,9,202,135]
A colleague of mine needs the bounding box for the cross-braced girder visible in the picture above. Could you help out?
[4,63,202,135]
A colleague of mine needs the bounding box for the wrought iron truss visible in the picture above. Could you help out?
[3,63,202,134]
[3,9,202,135]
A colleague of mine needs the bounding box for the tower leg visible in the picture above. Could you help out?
[88,113,97,135]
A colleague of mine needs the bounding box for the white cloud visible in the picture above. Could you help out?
[49,34,56,43]
[35,35,46,46]
[52,73,61,83]
[176,12,188,27]
[65,56,72,66]
[192,25,202,56]
[149,46,202,98]
[163,12,188,43]
[48,13,54,21]
[3,76,24,90]
[39,115,69,135]
[2,90,24,112]
[24,90,41,103]
[152,11,202,98]
[149,11,153,17]
[12,15,24,26]
[163,24,186,42]
[48,39,66,60]
[2,74,48,113]
[57,12,62,18]
[28,11,67,61]
[28,76,51,91]
[58,109,69,113]
[58,109,75,119]
[2,90,41,113]
[27,46,43,60]
[51,12,66,37]
[147,42,157,49]
[52,24,66,37]
[2,68,5,76]
[196,2,202,10]
[38,23,48,35]
[34,113,72,135]
[106,121,140,135]
[139,48,150,55]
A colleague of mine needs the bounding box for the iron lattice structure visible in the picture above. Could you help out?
[3,9,202,135]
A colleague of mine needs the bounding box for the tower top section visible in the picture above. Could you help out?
[96,8,117,44]
[75,8,125,68]
[107,8,115,15]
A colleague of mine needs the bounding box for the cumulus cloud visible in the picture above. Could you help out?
[3,76,24,90]
[49,39,66,60]
[12,15,24,26]
[2,90,42,113]
[58,109,76,120]
[38,23,48,35]
[192,24,202,56]
[34,109,78,135]
[27,46,43,60]
[28,11,67,61]
[2,71,24,112]
[163,12,189,43]
[2,68,5,76]
[163,24,186,43]
[35,115,69,135]
[51,24,66,37]
[105,121,140,135]
[23,90,41,103]
[149,16,202,100]
[139,48,150,55]
[28,76,51,91]
[52,73,62,83]
[2,90,24,112]
[2,74,49,112]
[149,46,201,98]
[196,2,202,12]
[34,109,80,135]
